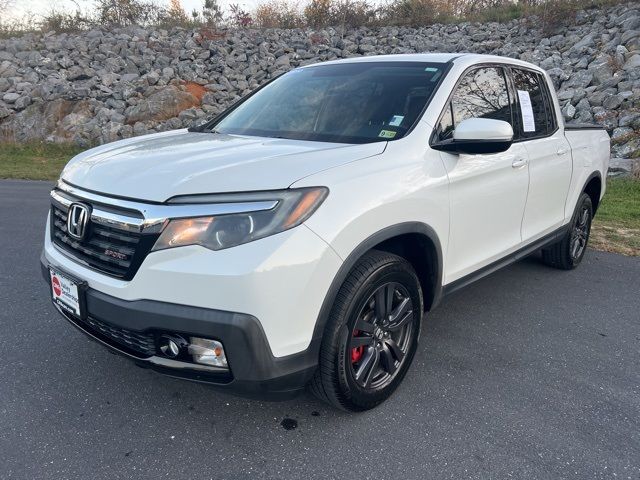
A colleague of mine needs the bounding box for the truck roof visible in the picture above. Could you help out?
[304,53,544,73]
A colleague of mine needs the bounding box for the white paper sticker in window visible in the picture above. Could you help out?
[517,90,536,132]
[388,115,404,127]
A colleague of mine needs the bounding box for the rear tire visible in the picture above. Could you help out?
[541,193,593,270]
[309,250,423,411]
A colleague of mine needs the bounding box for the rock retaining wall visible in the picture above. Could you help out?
[0,2,639,173]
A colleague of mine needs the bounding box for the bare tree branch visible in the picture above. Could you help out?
[0,0,16,21]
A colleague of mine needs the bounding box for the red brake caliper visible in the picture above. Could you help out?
[351,330,364,363]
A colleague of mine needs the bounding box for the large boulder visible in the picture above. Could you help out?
[125,86,200,124]
[0,99,88,142]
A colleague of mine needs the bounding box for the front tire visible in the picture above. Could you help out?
[309,250,423,411]
[541,192,593,270]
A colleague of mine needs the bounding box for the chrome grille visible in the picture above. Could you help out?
[50,192,159,280]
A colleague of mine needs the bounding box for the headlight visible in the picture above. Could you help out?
[151,187,328,251]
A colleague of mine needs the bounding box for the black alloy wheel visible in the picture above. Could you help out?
[541,192,593,270]
[310,250,423,411]
[570,204,590,261]
[349,282,414,390]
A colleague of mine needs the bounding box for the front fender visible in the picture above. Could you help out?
[292,143,450,355]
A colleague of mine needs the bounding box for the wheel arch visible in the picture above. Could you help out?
[582,171,602,214]
[310,222,444,356]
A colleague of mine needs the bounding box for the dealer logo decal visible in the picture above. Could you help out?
[52,275,62,297]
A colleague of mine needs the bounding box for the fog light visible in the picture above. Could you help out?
[188,337,228,368]
[159,334,187,358]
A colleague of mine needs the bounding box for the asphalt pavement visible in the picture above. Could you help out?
[1,179,639,480]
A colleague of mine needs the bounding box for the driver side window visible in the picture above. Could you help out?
[436,67,513,142]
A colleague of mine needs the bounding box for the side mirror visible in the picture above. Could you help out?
[434,118,514,155]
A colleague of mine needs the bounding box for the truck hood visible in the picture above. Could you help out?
[61,129,386,202]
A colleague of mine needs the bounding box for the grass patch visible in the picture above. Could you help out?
[0,142,84,181]
[591,178,640,256]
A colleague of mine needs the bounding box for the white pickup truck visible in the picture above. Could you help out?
[42,53,610,411]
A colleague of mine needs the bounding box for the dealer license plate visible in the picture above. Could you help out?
[50,268,82,318]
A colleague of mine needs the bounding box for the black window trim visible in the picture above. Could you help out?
[405,60,456,138]
[430,62,560,148]
[506,65,559,143]
[429,62,515,148]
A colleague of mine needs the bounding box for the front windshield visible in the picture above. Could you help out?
[212,62,446,144]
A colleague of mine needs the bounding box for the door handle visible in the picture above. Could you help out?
[557,148,569,156]
[512,158,528,169]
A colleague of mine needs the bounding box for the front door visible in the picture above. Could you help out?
[433,66,530,284]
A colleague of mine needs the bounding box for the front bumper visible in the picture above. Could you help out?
[41,257,320,399]
[43,213,342,358]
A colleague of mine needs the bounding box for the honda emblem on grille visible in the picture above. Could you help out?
[67,203,91,240]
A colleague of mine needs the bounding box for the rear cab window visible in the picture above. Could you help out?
[510,68,557,139]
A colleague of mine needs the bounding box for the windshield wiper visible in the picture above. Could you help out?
[188,123,220,134]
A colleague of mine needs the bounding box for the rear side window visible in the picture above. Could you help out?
[511,68,555,138]
[436,67,513,142]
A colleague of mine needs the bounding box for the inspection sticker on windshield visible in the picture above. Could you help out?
[388,115,404,127]
[379,130,397,139]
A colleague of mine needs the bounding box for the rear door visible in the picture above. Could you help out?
[508,67,572,241]
[433,66,530,283]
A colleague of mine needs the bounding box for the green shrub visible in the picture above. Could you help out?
[304,0,375,29]
[255,0,304,28]
[40,9,93,33]
[380,0,459,26]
